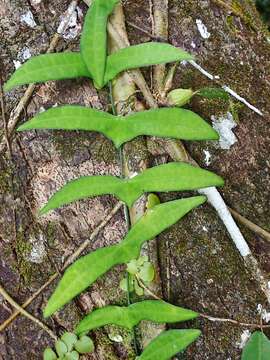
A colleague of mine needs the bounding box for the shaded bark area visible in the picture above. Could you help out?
[1,0,270,359]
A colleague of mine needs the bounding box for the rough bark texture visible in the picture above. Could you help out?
[1,0,270,359]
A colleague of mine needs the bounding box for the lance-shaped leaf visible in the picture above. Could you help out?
[137,329,201,360]
[43,196,206,317]
[4,53,90,92]
[39,162,223,215]
[80,0,119,88]
[241,331,270,360]
[76,300,198,335]
[104,42,194,84]
[17,106,219,147]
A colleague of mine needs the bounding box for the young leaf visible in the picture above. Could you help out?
[39,162,223,214]
[64,352,79,360]
[134,280,144,296]
[74,336,94,354]
[17,106,219,147]
[43,196,206,317]
[76,300,198,335]
[196,87,230,101]
[55,340,68,357]
[137,329,201,360]
[43,348,57,360]
[80,0,119,88]
[104,42,194,84]
[241,331,270,360]
[138,262,155,282]
[4,53,90,92]
[61,332,78,352]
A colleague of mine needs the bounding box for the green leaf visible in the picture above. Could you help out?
[74,336,94,354]
[43,196,206,317]
[137,329,201,360]
[4,53,90,92]
[39,162,223,214]
[55,340,68,357]
[127,259,139,275]
[138,262,155,282]
[137,255,149,266]
[119,276,134,292]
[241,331,270,360]
[17,106,219,148]
[104,42,194,84]
[146,194,160,210]
[134,279,144,296]
[61,332,78,352]
[196,87,230,101]
[80,0,118,88]
[43,348,57,360]
[76,300,198,334]
[64,351,79,360]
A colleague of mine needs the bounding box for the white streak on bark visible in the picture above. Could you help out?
[199,187,251,257]
[189,60,215,80]
[222,86,263,116]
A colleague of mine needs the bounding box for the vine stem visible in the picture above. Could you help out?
[108,79,140,355]
[0,284,57,340]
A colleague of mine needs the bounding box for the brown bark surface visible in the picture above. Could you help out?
[0,0,270,359]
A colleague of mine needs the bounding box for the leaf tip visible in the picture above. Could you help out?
[3,81,12,93]
[43,305,51,318]
[39,206,49,216]
[17,124,26,132]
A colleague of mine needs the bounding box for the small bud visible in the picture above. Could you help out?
[167,88,194,107]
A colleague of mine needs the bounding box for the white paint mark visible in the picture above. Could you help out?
[191,41,196,48]
[31,0,42,5]
[211,112,237,150]
[199,187,251,257]
[222,86,263,116]
[203,149,211,166]
[27,234,46,264]
[18,47,32,61]
[108,334,123,343]
[13,60,21,69]
[57,1,79,36]
[257,303,270,323]
[20,10,37,28]
[257,303,263,313]
[196,19,211,39]
[237,330,251,349]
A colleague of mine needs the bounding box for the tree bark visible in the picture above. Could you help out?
[0,0,270,359]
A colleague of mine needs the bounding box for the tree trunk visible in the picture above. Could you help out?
[0,0,270,359]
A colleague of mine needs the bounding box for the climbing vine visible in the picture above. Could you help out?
[4,0,270,359]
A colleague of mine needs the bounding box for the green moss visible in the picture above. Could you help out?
[106,325,135,359]
[91,137,117,164]
[0,159,12,193]
[46,222,57,247]
[15,231,32,284]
